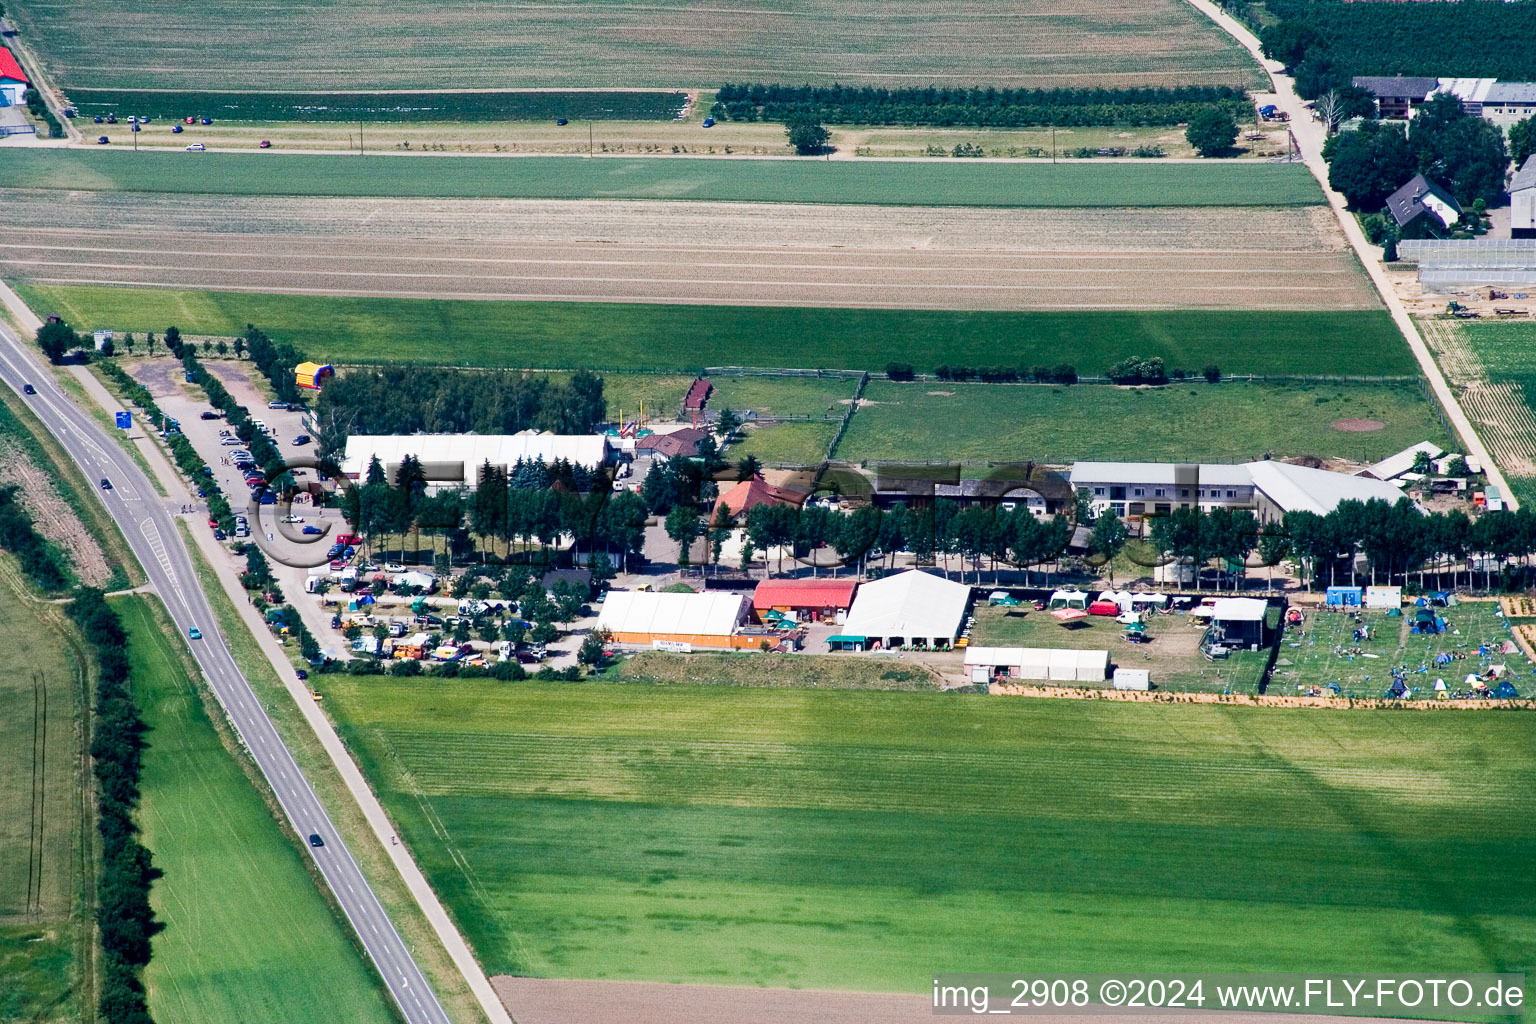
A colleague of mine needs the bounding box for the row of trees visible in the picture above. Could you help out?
[69,588,160,1024]
[239,325,304,404]
[1324,95,1509,212]
[0,484,69,591]
[716,83,1251,128]
[315,366,607,439]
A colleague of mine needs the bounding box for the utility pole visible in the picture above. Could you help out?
[1051,127,1056,163]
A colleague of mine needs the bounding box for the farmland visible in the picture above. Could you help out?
[14,285,1410,376]
[0,562,90,1023]
[318,677,1536,992]
[0,194,1373,312]
[837,380,1450,464]
[0,151,1325,207]
[66,89,689,123]
[8,0,1259,92]
[118,595,395,1024]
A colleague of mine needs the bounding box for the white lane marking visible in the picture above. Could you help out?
[138,518,191,618]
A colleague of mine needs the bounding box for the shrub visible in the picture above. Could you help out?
[885,362,915,381]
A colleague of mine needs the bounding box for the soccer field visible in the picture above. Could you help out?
[119,595,395,1024]
[321,678,1536,993]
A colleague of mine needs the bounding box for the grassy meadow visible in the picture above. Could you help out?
[319,677,1536,993]
[118,595,395,1024]
[0,150,1323,206]
[0,561,90,1023]
[837,380,1450,465]
[16,285,1408,376]
[8,0,1258,91]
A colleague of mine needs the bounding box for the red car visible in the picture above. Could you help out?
[335,533,362,546]
[1088,600,1120,616]
[207,517,219,529]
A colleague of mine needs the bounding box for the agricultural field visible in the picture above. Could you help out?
[0,151,1324,207]
[117,595,395,1024]
[1420,318,1536,509]
[14,285,1410,377]
[837,380,1451,465]
[66,89,690,123]
[0,563,91,1024]
[613,651,942,690]
[318,676,1536,993]
[9,0,1259,92]
[0,194,1372,312]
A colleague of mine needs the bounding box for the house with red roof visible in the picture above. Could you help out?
[0,47,29,107]
[683,378,713,411]
[712,475,805,519]
[752,578,858,623]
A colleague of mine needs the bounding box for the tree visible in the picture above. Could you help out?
[100,337,115,357]
[1202,364,1221,383]
[735,455,762,482]
[36,320,76,364]
[233,336,245,359]
[145,331,157,355]
[786,119,830,155]
[163,326,182,356]
[1185,108,1237,158]
[1510,116,1536,170]
[122,333,135,355]
[1410,94,1509,206]
[708,504,732,572]
[531,620,560,645]
[1090,511,1129,582]
[665,505,700,568]
[1325,120,1416,210]
[216,340,228,357]
[578,628,612,667]
[714,407,741,441]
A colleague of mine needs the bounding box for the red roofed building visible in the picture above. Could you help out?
[713,475,805,518]
[0,47,29,106]
[683,378,713,411]
[752,579,859,623]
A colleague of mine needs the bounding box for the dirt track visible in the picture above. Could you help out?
[0,191,1378,311]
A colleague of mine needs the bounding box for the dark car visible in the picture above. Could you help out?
[213,528,226,540]
[93,116,104,124]
[172,124,183,134]
[291,434,310,446]
[99,478,112,490]
[22,384,35,395]
[308,833,324,848]
[556,117,568,126]
[296,669,309,680]
[96,136,109,144]
[200,410,221,420]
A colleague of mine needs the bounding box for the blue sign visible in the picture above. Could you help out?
[115,411,131,430]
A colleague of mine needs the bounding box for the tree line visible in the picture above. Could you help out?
[0,484,69,591]
[68,588,160,1024]
[714,83,1251,128]
[316,367,607,438]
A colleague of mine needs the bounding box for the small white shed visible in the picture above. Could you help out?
[1113,668,1152,691]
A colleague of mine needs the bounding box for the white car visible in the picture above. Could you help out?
[280,514,305,524]
[185,142,206,151]
[384,562,405,572]
[221,437,242,445]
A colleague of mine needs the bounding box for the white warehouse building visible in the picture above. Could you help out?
[341,432,610,492]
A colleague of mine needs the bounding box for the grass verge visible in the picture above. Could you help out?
[173,522,490,1024]
[0,150,1323,206]
[117,592,397,1024]
[16,285,1412,377]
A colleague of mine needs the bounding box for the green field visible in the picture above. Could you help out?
[16,285,1408,377]
[838,380,1450,465]
[65,89,689,122]
[0,563,90,1023]
[8,0,1257,92]
[319,677,1536,993]
[0,150,1323,206]
[118,595,395,1024]
[726,421,841,465]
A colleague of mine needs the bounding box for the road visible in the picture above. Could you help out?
[0,316,451,1024]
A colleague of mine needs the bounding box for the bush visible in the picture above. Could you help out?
[786,118,830,155]
[1106,356,1167,385]
[1186,108,1238,157]
[1203,364,1222,383]
[885,362,915,381]
[391,658,423,677]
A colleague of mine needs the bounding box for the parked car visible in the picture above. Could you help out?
[213,528,226,540]
[200,410,221,420]
[335,534,362,546]
[172,124,183,134]
[280,514,304,524]
[556,117,568,125]
[302,525,323,535]
[93,116,103,124]
[295,669,308,680]
[385,562,405,572]
[268,400,289,410]
[702,117,715,127]
[96,136,109,144]
[292,434,310,446]
[200,117,212,125]
[259,139,272,148]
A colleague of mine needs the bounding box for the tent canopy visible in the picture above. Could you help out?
[841,570,971,644]
[1211,597,1267,622]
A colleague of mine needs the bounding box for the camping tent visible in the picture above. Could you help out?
[1049,589,1088,610]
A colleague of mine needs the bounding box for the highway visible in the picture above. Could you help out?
[0,315,451,1024]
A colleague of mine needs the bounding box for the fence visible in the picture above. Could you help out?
[823,372,870,461]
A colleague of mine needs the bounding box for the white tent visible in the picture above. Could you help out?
[1210,598,1267,622]
[1017,648,1052,680]
[1130,592,1167,606]
[1049,589,1088,610]
[596,590,748,641]
[967,646,1105,681]
[840,570,972,648]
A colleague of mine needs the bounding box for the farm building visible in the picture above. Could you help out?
[596,590,751,650]
[836,569,971,651]
[1385,174,1462,239]
[1070,462,1254,518]
[295,361,334,390]
[965,646,1108,684]
[1248,460,1414,522]
[1513,156,1536,240]
[0,47,27,106]
[1207,598,1269,650]
[634,426,709,460]
[752,579,858,623]
[683,378,713,412]
[1428,78,1536,126]
[713,474,806,518]
[1352,76,1437,119]
[1363,441,1444,482]
[341,433,609,492]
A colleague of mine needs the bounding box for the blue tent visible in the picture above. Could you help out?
[1493,681,1520,699]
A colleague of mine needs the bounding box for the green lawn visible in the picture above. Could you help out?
[0,561,90,1023]
[726,421,839,465]
[16,285,1409,376]
[118,595,396,1024]
[709,375,859,418]
[319,677,1536,995]
[838,380,1450,465]
[0,150,1322,206]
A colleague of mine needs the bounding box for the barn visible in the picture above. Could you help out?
[752,578,858,623]
[596,590,750,650]
[0,47,28,107]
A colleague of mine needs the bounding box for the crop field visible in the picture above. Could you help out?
[837,380,1450,465]
[14,285,1409,378]
[0,151,1324,207]
[0,193,1371,311]
[118,595,395,1024]
[318,676,1536,993]
[1421,318,1536,508]
[66,89,689,123]
[0,562,89,1023]
[10,0,1259,92]
[1269,600,1528,700]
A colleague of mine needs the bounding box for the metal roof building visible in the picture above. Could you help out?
[839,569,972,650]
[596,590,750,649]
[341,432,609,490]
[1248,461,1413,520]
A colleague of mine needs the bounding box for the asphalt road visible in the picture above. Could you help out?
[0,316,450,1024]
